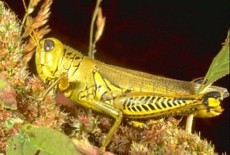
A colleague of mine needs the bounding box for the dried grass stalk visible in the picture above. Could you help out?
[22,0,53,62]
[88,0,105,59]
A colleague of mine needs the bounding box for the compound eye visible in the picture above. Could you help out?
[44,39,55,52]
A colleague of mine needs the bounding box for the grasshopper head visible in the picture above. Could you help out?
[36,38,64,83]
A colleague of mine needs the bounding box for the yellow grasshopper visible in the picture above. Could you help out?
[35,38,229,151]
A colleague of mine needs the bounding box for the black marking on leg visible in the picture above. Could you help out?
[142,105,149,111]
[138,96,145,104]
[127,97,133,107]
[161,99,167,108]
[172,99,178,106]
[148,97,155,104]
[143,96,150,104]
[155,102,162,110]
[136,106,142,112]
[132,107,137,112]
[130,97,136,106]
[148,104,155,111]
[167,99,173,107]
[123,99,128,109]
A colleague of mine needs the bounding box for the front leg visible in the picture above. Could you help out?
[87,100,123,151]
[69,97,123,151]
[40,73,69,100]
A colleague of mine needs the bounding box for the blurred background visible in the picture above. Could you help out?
[7,0,229,153]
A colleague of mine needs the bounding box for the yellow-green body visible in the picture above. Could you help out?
[36,38,229,150]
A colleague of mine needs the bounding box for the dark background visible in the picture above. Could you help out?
[7,0,229,153]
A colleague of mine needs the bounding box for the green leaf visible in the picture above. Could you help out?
[198,30,230,92]
[6,124,82,155]
[5,117,24,129]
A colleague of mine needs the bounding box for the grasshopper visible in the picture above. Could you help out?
[35,38,229,151]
